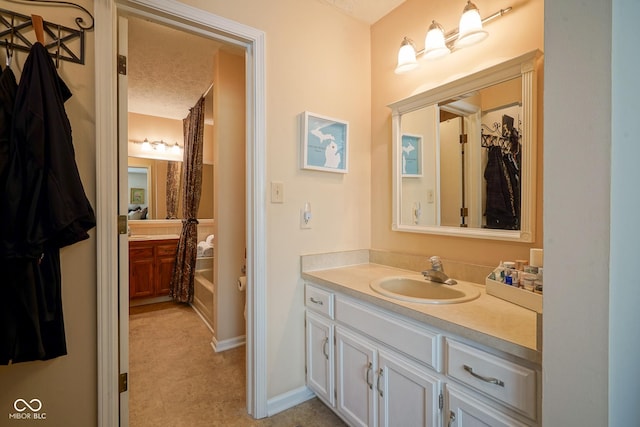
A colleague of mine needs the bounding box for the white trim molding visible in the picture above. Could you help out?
[95,0,268,424]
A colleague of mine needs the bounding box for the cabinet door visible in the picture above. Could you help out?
[377,350,441,427]
[129,245,155,298]
[447,385,530,427]
[155,242,178,296]
[336,327,376,427]
[306,311,335,406]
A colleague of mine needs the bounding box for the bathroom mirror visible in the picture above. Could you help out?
[389,50,541,242]
[127,158,214,220]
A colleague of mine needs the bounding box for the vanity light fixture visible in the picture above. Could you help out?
[394,1,513,74]
[133,138,183,155]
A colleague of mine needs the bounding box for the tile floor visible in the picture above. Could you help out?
[129,302,346,426]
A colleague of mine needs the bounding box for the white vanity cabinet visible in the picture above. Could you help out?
[444,339,538,426]
[304,281,540,427]
[305,285,335,407]
[334,321,441,427]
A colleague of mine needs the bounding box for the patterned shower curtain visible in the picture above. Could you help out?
[169,96,205,303]
[165,161,181,219]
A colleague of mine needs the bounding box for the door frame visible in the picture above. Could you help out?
[94,0,268,425]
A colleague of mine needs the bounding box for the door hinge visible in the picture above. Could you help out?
[118,54,127,75]
[460,207,468,217]
[119,373,128,393]
[439,393,443,410]
[459,134,468,144]
[118,215,128,235]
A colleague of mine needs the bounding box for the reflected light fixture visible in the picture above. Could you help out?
[132,138,183,155]
[394,1,512,74]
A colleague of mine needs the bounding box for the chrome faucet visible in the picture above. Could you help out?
[421,256,457,285]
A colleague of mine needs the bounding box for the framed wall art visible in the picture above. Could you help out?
[130,187,145,204]
[301,111,348,173]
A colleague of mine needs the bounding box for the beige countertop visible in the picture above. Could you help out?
[128,234,180,241]
[302,263,541,364]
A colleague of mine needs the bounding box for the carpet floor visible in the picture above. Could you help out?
[129,302,346,426]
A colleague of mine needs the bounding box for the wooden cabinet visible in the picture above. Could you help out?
[129,238,178,300]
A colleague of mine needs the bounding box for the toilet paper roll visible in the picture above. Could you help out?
[530,248,544,267]
[237,276,247,291]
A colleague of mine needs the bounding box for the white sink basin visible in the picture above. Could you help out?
[370,275,480,304]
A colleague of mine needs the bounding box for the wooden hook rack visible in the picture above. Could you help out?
[0,6,93,65]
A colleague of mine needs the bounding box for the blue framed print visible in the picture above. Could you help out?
[401,133,422,177]
[301,111,349,173]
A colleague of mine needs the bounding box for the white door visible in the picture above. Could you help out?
[446,385,530,427]
[306,311,335,406]
[336,327,376,427]
[377,350,441,427]
[117,15,131,427]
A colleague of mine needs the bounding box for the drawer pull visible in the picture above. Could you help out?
[463,364,505,387]
[366,362,373,389]
[309,297,324,305]
[322,337,329,360]
[377,368,384,398]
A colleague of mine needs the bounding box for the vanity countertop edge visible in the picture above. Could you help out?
[302,263,541,365]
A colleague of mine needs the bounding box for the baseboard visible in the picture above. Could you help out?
[211,334,246,352]
[189,302,214,333]
[267,386,316,417]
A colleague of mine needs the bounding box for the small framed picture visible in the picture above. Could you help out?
[401,133,422,177]
[130,188,145,204]
[301,111,348,173]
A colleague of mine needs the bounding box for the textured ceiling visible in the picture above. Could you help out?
[317,0,405,24]
[127,1,405,119]
[127,16,223,120]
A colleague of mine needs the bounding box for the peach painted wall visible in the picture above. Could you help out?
[371,0,544,266]
[180,0,372,398]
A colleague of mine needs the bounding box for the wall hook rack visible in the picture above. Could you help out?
[0,0,94,66]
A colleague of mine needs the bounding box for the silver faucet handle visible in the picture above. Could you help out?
[429,255,443,272]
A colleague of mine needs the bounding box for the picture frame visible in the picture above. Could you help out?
[130,187,145,204]
[301,111,349,173]
[401,133,422,177]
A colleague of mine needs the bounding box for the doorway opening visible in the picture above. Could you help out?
[94,1,268,424]
[122,14,249,424]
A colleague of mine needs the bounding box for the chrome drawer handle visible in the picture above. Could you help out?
[366,362,373,389]
[377,368,384,398]
[322,337,329,360]
[309,297,323,305]
[463,365,505,387]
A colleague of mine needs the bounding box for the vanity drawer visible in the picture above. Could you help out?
[445,339,537,419]
[335,296,440,370]
[305,284,334,319]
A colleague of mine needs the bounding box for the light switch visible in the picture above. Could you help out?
[427,189,434,204]
[271,182,284,203]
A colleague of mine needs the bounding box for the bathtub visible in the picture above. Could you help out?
[193,257,214,331]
